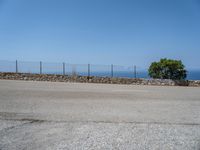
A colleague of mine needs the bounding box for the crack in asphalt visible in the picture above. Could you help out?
[1,118,200,126]
[0,119,45,133]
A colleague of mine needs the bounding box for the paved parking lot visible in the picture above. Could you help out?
[0,80,200,149]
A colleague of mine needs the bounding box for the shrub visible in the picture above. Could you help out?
[148,58,187,80]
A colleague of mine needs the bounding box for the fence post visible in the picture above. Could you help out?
[134,65,137,78]
[88,64,90,77]
[40,61,42,74]
[111,64,113,77]
[63,62,65,75]
[16,60,18,73]
[72,64,76,76]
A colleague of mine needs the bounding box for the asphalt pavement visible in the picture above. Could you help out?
[0,80,200,150]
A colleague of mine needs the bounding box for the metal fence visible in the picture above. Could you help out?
[0,60,149,78]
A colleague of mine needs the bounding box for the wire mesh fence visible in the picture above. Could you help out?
[17,61,40,74]
[0,60,16,73]
[0,60,149,78]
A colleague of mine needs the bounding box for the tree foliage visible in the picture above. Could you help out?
[148,58,187,80]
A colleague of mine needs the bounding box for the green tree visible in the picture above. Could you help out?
[148,58,187,80]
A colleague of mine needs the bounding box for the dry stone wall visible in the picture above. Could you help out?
[0,72,200,87]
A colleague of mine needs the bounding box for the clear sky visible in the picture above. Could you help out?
[0,0,200,69]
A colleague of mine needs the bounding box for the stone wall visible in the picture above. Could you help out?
[0,72,200,87]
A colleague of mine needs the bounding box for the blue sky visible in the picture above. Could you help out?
[0,0,200,69]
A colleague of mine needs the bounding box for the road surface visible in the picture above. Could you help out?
[0,80,200,149]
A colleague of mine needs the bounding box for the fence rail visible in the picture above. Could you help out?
[0,60,149,78]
